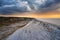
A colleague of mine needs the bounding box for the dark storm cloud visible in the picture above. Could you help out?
[0,0,60,14]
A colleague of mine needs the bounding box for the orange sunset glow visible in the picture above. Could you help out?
[0,11,60,18]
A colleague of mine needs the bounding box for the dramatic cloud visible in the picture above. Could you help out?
[0,0,60,14]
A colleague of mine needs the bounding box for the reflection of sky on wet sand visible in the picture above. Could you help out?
[36,18,60,26]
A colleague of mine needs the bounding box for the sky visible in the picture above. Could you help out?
[0,0,60,14]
